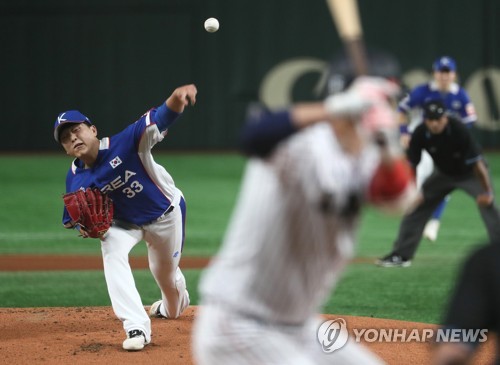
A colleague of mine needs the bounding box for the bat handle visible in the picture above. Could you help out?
[345,38,368,76]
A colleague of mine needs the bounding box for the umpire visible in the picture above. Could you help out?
[377,99,500,267]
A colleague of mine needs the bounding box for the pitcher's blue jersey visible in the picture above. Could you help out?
[62,104,180,226]
[398,81,477,125]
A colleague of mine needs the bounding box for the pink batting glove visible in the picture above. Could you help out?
[349,77,400,134]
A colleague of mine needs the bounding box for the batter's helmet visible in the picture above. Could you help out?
[320,48,402,97]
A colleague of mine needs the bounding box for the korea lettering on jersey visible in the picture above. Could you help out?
[398,81,477,125]
[62,107,177,226]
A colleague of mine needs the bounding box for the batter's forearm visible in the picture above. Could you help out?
[240,102,331,157]
[290,102,330,129]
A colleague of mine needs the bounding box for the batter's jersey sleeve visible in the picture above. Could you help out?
[240,108,297,158]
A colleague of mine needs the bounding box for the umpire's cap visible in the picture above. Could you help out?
[423,100,446,120]
[54,110,92,143]
[432,56,457,72]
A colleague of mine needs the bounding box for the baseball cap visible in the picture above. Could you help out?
[423,100,446,120]
[54,110,91,142]
[432,56,456,72]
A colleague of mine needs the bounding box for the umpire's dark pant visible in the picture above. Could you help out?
[392,169,500,259]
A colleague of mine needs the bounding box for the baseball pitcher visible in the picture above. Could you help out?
[54,84,196,351]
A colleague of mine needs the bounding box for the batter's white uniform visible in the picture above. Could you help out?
[193,122,385,364]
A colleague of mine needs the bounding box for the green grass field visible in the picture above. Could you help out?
[0,152,497,324]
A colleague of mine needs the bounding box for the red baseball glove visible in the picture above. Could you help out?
[63,188,114,238]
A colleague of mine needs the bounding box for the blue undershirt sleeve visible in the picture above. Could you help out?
[155,103,181,132]
[240,109,298,158]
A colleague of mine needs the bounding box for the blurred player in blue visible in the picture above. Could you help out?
[398,56,477,241]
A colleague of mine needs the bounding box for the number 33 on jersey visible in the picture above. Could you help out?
[101,170,143,198]
[63,108,179,226]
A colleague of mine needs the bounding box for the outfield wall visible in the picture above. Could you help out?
[1,0,499,150]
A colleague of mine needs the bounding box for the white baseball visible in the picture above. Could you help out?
[204,17,219,33]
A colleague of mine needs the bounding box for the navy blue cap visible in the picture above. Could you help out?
[423,100,446,120]
[432,56,456,72]
[54,110,91,142]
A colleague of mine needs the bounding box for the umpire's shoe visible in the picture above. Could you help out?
[376,253,412,267]
[123,329,149,351]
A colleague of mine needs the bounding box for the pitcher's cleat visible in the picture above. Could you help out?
[149,300,166,319]
[123,329,149,351]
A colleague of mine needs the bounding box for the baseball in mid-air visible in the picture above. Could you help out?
[204,17,219,33]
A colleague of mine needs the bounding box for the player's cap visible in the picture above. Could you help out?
[54,110,92,143]
[432,56,456,72]
[423,100,446,120]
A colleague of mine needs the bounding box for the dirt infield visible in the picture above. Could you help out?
[0,255,495,364]
[0,255,382,271]
[0,307,495,364]
[0,255,211,271]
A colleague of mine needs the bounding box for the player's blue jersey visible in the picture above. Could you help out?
[62,104,181,226]
[398,81,477,125]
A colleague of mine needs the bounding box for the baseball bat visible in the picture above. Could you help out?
[326,0,368,76]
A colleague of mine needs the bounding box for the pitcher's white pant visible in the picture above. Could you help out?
[193,304,385,365]
[100,190,189,342]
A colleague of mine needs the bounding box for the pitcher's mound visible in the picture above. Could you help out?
[0,307,494,364]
